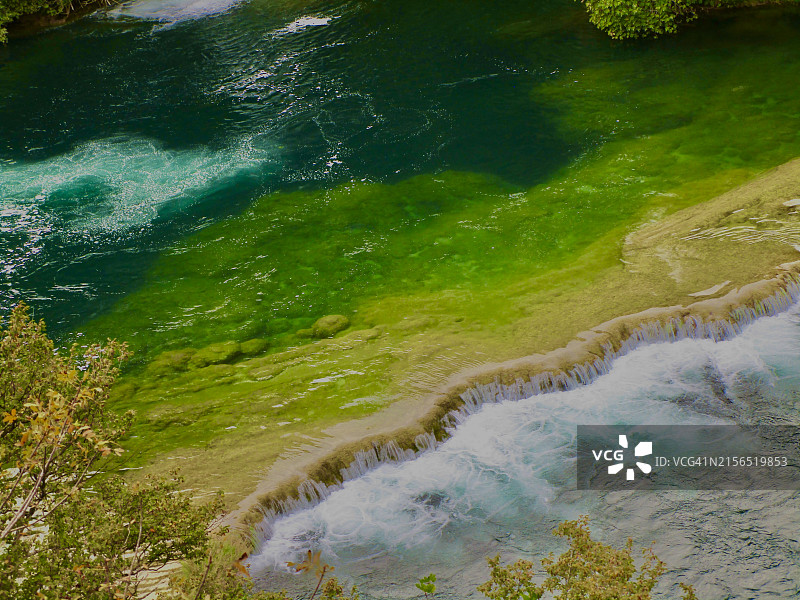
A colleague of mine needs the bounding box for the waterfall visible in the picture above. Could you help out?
[248,278,800,558]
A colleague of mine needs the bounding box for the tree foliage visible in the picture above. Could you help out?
[478,516,697,600]
[0,0,119,43]
[581,0,695,39]
[0,302,132,543]
[579,0,799,39]
[540,516,666,599]
[0,303,223,600]
[0,0,68,42]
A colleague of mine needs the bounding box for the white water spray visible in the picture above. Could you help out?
[0,133,279,234]
[249,288,800,599]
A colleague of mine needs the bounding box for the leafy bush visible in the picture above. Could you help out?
[580,0,799,39]
[0,0,68,42]
[580,0,695,39]
[0,303,223,600]
[0,0,121,43]
[415,574,436,598]
[478,516,697,600]
[1,302,131,543]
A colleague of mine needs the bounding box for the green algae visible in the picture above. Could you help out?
[188,341,242,368]
[311,314,351,338]
[83,170,520,362]
[85,6,800,501]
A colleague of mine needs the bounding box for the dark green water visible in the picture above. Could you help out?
[3,0,800,356]
[3,3,800,597]
[1,0,588,334]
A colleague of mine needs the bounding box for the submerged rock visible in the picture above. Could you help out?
[145,339,266,378]
[188,341,242,369]
[146,348,197,376]
[241,338,269,356]
[311,314,350,338]
[391,316,437,332]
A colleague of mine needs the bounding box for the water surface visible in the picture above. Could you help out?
[1,2,800,596]
[3,0,800,350]
[250,306,800,599]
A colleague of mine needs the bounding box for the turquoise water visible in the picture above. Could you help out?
[1,0,585,332]
[3,0,800,347]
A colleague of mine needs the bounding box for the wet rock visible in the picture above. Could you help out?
[296,328,314,339]
[311,314,350,338]
[415,491,447,508]
[240,338,269,356]
[188,341,241,368]
[146,348,197,376]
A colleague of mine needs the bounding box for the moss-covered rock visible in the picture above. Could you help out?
[296,328,314,339]
[109,380,138,401]
[188,341,242,369]
[240,338,269,356]
[146,348,197,377]
[311,315,350,338]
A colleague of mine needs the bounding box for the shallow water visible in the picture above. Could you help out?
[1,0,581,332]
[2,1,800,596]
[249,306,800,599]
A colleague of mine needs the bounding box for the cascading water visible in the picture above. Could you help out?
[249,305,800,599]
[3,0,800,597]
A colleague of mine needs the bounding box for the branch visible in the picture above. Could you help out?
[11,458,96,534]
[0,422,49,515]
[123,496,145,598]
[310,565,329,600]
[0,442,53,540]
[193,553,214,600]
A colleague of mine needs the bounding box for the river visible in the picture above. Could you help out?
[1,0,799,597]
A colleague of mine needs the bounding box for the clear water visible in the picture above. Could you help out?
[2,1,800,597]
[249,307,800,599]
[3,0,800,347]
[1,0,582,331]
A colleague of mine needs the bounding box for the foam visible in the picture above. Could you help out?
[105,0,244,23]
[271,16,335,36]
[0,134,279,234]
[249,299,800,576]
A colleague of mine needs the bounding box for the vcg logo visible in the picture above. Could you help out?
[591,434,653,481]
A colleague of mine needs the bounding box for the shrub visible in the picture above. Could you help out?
[0,303,222,600]
[478,516,698,600]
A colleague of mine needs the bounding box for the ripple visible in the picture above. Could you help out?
[0,133,280,234]
[105,0,246,23]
